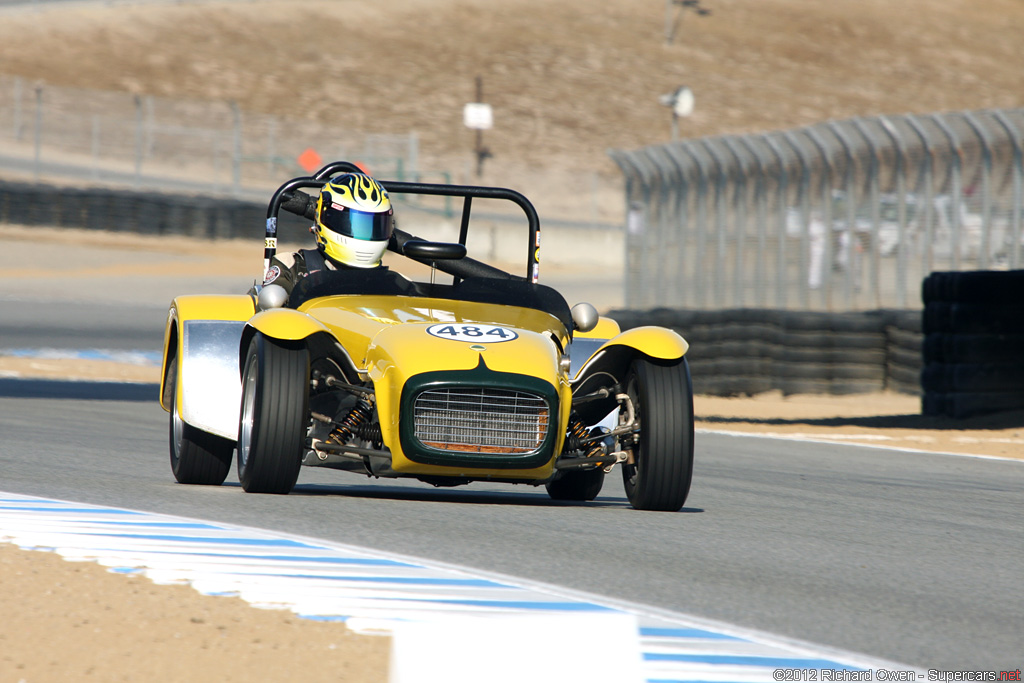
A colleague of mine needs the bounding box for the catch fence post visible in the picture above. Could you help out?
[700,139,729,310]
[645,148,677,307]
[931,114,964,271]
[723,136,752,308]
[905,115,937,276]
[851,119,883,308]
[962,111,994,269]
[992,110,1023,269]
[663,145,695,307]
[827,121,858,310]
[673,143,711,309]
[805,126,836,310]
[877,116,909,309]
[739,136,770,308]
[782,132,813,309]
[762,134,791,310]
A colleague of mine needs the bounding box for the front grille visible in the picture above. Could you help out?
[413,387,550,454]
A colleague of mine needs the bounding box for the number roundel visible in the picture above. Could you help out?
[426,323,519,343]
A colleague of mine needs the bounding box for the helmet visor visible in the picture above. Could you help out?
[320,204,394,242]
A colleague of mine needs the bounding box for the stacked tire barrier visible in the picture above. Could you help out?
[0,179,311,242]
[609,308,923,397]
[922,270,1024,418]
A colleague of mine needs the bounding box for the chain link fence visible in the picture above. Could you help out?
[0,75,419,200]
[609,108,1024,312]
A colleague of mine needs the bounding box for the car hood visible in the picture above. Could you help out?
[298,294,568,376]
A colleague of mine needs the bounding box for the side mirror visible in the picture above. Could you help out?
[570,302,599,333]
[257,283,288,310]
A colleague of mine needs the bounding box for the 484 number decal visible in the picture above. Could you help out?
[426,323,519,343]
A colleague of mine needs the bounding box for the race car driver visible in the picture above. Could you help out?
[261,171,396,296]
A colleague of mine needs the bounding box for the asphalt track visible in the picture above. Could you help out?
[1,379,1022,669]
[2,297,1023,670]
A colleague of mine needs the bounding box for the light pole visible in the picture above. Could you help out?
[665,0,711,46]
[463,76,493,177]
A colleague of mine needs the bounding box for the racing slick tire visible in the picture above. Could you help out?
[237,333,309,494]
[169,359,233,486]
[545,468,605,502]
[621,357,694,512]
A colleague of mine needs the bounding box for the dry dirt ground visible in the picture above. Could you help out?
[2,0,1024,680]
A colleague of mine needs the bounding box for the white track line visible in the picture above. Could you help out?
[698,428,1024,462]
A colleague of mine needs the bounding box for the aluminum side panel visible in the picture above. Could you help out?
[180,321,245,440]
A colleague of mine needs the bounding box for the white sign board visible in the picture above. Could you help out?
[673,86,695,118]
[463,102,493,130]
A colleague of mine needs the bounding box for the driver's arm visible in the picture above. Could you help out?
[260,252,306,295]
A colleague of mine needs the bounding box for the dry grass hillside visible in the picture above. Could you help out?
[1,0,1022,191]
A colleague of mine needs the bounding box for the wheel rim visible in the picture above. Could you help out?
[171,407,184,466]
[622,373,641,490]
[238,353,258,470]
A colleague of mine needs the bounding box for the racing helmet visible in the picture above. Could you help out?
[313,173,394,268]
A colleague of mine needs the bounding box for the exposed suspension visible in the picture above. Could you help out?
[327,398,377,446]
[564,414,604,459]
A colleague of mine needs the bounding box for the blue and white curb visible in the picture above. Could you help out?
[1,348,161,365]
[0,493,916,683]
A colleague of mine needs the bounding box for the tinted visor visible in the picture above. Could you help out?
[320,204,394,241]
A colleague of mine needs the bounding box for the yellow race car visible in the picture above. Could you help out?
[159,162,693,511]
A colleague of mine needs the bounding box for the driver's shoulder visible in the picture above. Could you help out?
[273,251,299,269]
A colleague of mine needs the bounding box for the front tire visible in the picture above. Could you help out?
[237,333,309,494]
[169,358,234,485]
[621,357,694,512]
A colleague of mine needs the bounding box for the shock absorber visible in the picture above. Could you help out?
[327,398,374,446]
[564,415,604,459]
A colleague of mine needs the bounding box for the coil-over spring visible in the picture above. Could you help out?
[564,415,604,458]
[327,398,380,445]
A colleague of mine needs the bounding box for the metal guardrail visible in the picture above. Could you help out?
[610,108,1024,312]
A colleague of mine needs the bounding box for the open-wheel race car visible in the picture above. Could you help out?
[159,161,694,511]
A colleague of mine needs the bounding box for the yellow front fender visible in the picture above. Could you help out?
[246,308,333,341]
[171,295,256,324]
[571,325,689,391]
[604,326,689,360]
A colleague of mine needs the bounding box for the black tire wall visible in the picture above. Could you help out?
[608,307,923,400]
[0,178,312,242]
[921,270,1024,419]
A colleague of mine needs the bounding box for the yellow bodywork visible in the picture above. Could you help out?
[595,325,689,359]
[162,290,688,482]
[290,295,570,479]
[575,315,621,340]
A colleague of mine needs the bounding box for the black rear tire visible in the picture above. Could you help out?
[545,468,605,501]
[621,357,694,512]
[169,358,233,485]
[237,333,309,494]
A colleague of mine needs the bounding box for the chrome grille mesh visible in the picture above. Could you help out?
[413,387,549,454]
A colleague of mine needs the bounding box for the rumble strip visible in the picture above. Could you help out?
[0,493,915,683]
